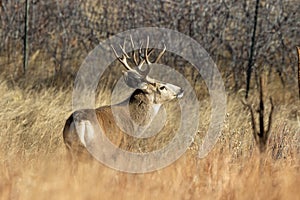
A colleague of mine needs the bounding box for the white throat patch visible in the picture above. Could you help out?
[152,104,161,116]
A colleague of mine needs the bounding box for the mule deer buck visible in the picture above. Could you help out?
[63,37,184,161]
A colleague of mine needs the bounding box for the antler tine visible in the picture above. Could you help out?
[154,43,166,63]
[130,35,138,66]
[134,39,150,76]
[137,42,145,71]
[137,59,146,69]
[119,43,130,59]
[111,44,119,58]
[145,36,149,56]
[111,44,132,71]
[145,36,154,53]
[138,41,143,61]
[144,36,154,64]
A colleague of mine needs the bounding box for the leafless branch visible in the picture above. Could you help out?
[242,73,274,152]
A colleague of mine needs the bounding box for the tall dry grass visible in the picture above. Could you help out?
[0,68,299,199]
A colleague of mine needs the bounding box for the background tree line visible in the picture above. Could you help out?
[0,0,299,91]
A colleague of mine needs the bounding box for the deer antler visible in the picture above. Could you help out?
[130,35,138,66]
[137,36,166,76]
[136,37,151,76]
[111,36,167,78]
[111,44,132,71]
[154,43,166,63]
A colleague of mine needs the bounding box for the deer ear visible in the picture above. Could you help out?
[123,71,145,89]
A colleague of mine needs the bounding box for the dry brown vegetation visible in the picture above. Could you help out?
[0,65,299,199]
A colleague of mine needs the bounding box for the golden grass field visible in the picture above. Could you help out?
[0,65,299,199]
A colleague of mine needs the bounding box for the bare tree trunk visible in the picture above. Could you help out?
[55,0,69,76]
[242,73,274,153]
[23,0,30,74]
[245,0,260,99]
[297,46,300,100]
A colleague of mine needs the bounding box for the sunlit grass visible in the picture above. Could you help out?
[0,67,299,199]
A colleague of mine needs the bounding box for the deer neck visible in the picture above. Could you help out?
[128,89,161,126]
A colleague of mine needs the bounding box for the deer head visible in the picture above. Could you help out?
[111,36,184,105]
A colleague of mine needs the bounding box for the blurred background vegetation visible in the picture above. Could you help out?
[0,0,299,92]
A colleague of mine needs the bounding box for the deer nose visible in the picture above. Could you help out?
[176,89,184,98]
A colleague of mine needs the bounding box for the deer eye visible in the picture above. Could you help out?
[159,86,166,90]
